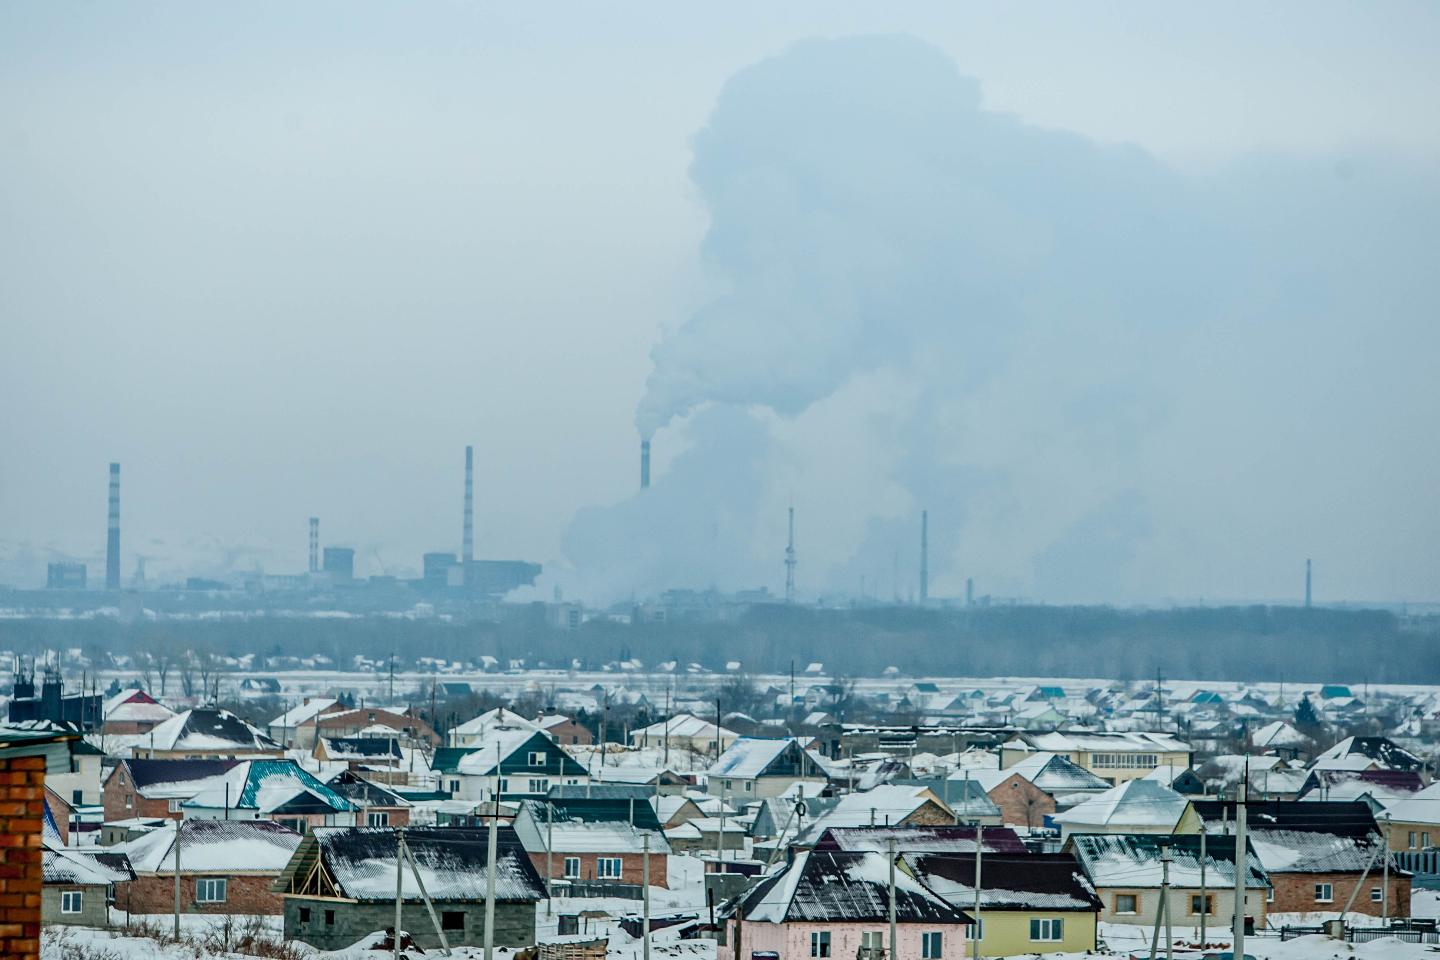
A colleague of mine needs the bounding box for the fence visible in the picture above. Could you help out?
[1279,922,1440,945]
[552,880,644,900]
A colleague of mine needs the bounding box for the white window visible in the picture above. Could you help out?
[1425,832,1432,848]
[1371,887,1384,902]
[527,778,547,794]
[125,795,132,809]
[196,878,228,903]
[1315,883,1334,903]
[1115,893,1138,914]
[965,919,984,942]
[597,857,623,879]
[61,891,83,914]
[367,811,389,827]
[1267,886,1275,903]
[1410,831,1419,849]
[810,932,831,957]
[921,931,942,958]
[743,781,752,792]
[563,857,581,879]
[528,751,546,767]
[860,932,883,950]
[449,779,461,793]
[1030,918,1063,942]
[168,799,182,813]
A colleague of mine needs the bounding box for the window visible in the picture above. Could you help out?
[965,919,984,942]
[1410,831,1418,850]
[722,779,733,791]
[528,751,546,767]
[498,778,509,794]
[1115,893,1138,914]
[860,932,883,950]
[72,789,84,804]
[168,799,182,813]
[196,878,227,903]
[1267,886,1275,903]
[119,770,126,785]
[449,779,461,793]
[125,795,132,809]
[597,857,623,879]
[810,932,831,957]
[1371,887,1384,903]
[1190,895,1213,915]
[61,891,83,914]
[1315,883,1334,903]
[367,811,389,827]
[299,908,311,923]
[921,931,942,959]
[1425,832,1432,848]
[564,857,581,879]
[441,911,465,931]
[324,910,335,926]
[528,778,547,794]
[1030,918,1063,942]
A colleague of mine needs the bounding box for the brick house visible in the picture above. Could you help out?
[539,715,593,746]
[512,798,670,888]
[0,728,80,960]
[965,769,1057,828]
[273,825,546,951]
[116,818,301,915]
[1194,799,1411,917]
[314,707,439,747]
[794,784,958,845]
[180,759,359,833]
[102,758,239,822]
[100,689,175,737]
[130,708,283,760]
[325,770,411,827]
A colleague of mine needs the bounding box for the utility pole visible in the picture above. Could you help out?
[173,821,182,940]
[389,652,395,702]
[642,833,652,960]
[887,837,898,960]
[484,744,499,960]
[1163,844,1173,960]
[1383,815,1392,919]
[394,829,403,960]
[546,802,554,918]
[971,821,983,960]
[663,682,671,768]
[717,785,728,863]
[1232,793,1247,959]
[1199,824,1208,948]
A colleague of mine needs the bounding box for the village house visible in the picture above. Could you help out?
[266,698,344,749]
[117,818,301,915]
[1051,779,1198,839]
[450,728,590,802]
[100,689,175,737]
[707,737,829,799]
[1382,781,1440,851]
[512,797,670,888]
[273,825,546,950]
[45,737,104,808]
[1313,736,1425,773]
[795,784,956,845]
[41,844,132,928]
[179,759,359,832]
[325,769,412,827]
[1067,833,1271,927]
[103,758,239,822]
[1194,798,1410,917]
[448,707,541,747]
[1001,730,1193,784]
[629,714,739,757]
[314,706,439,747]
[957,768,1056,829]
[539,714,593,745]
[129,708,283,760]
[720,849,972,960]
[313,735,403,770]
[903,852,1103,955]
[813,824,1028,856]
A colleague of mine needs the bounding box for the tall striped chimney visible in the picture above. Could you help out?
[308,517,319,573]
[105,463,120,590]
[640,439,651,490]
[919,509,929,604]
[463,445,474,565]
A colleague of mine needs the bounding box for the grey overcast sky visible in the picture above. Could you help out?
[2,2,1438,604]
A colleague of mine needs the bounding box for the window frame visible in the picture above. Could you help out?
[367,811,390,827]
[196,877,228,904]
[528,751,547,767]
[441,910,465,931]
[921,931,943,959]
[1314,882,1334,903]
[1114,893,1138,914]
[597,856,623,879]
[810,931,831,958]
[1190,894,1213,915]
[60,890,83,915]
[563,857,581,879]
[1030,917,1063,942]
[1371,886,1384,903]
[965,918,984,942]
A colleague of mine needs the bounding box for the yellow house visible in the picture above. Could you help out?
[1377,783,1440,851]
[1001,731,1193,784]
[901,851,1102,956]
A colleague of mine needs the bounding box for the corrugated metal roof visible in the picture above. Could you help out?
[308,826,546,903]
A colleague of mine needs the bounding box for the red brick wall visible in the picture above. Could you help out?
[0,754,47,959]
[1269,871,1411,916]
[121,874,285,915]
[985,773,1056,828]
[527,851,669,888]
[102,770,177,823]
[544,721,594,746]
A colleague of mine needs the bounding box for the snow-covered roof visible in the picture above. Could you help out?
[304,826,546,902]
[183,759,356,814]
[1069,833,1270,890]
[795,785,943,844]
[102,689,175,725]
[708,737,824,781]
[904,852,1101,911]
[119,758,241,799]
[1024,730,1191,755]
[451,707,540,738]
[735,850,970,924]
[143,708,278,753]
[43,846,134,886]
[268,698,340,730]
[1252,720,1309,749]
[121,819,301,875]
[1002,752,1112,793]
[816,825,1027,855]
[1051,779,1190,829]
[630,714,737,741]
[1376,781,1440,825]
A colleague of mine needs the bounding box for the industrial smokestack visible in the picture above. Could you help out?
[965,577,974,607]
[640,439,651,490]
[919,509,929,604]
[105,463,120,590]
[1305,558,1312,608]
[463,445,475,565]
[784,506,797,603]
[308,517,319,574]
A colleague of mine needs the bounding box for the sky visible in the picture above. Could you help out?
[2,2,1438,605]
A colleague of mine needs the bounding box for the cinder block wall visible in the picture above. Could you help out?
[0,754,46,959]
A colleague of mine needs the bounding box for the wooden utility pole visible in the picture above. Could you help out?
[642,833,652,960]
[1198,824,1208,948]
[394,829,403,960]
[887,837,898,960]
[1232,795,1247,959]
[484,744,499,960]
[971,822,983,960]
[172,822,182,940]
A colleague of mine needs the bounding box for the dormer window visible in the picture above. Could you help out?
[528,751,546,767]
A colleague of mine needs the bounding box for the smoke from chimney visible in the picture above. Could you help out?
[105,462,120,590]
[640,439,651,490]
[463,445,475,565]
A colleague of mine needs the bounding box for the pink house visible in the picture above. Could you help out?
[720,850,971,960]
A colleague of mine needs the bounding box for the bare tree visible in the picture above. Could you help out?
[179,653,197,699]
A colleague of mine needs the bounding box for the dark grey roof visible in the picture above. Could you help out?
[123,758,240,791]
[905,852,1101,912]
[731,850,972,924]
[305,826,546,903]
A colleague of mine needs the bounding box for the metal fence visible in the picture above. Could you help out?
[552,880,644,900]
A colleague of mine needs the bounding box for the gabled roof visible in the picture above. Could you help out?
[319,737,402,762]
[893,779,1000,819]
[732,850,972,924]
[102,689,175,724]
[1315,737,1424,772]
[709,737,827,781]
[269,698,341,729]
[326,770,411,808]
[454,730,588,777]
[183,759,356,813]
[1068,833,1270,890]
[512,800,669,854]
[815,826,1027,855]
[451,707,540,738]
[1252,720,1308,749]
[1022,730,1191,754]
[904,852,1101,911]
[123,819,301,874]
[142,708,278,753]
[284,826,546,902]
[795,785,946,845]
[534,796,663,832]
[1299,768,1424,803]
[631,714,737,741]
[1051,779,1190,829]
[1003,753,1112,793]
[44,845,134,885]
[119,759,241,798]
